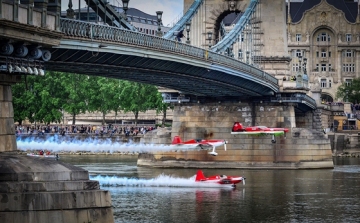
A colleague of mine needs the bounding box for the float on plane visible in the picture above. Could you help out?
[231,122,289,143]
[171,136,227,156]
[195,170,245,188]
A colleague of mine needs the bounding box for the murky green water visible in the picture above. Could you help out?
[62,155,360,223]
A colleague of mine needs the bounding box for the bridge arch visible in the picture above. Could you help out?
[207,1,248,44]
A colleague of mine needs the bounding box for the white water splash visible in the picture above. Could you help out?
[90,174,232,188]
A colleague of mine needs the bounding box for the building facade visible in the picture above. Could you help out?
[61,6,171,36]
[287,0,360,103]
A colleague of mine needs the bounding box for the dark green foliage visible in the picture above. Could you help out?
[336,78,360,103]
[12,72,166,125]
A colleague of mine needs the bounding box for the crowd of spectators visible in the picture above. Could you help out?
[15,124,157,136]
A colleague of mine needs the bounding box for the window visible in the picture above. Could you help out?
[346,34,352,42]
[292,63,299,72]
[321,79,327,88]
[238,50,243,59]
[316,51,319,57]
[239,35,244,42]
[328,64,332,71]
[345,79,352,86]
[329,80,332,88]
[321,50,327,58]
[328,52,331,57]
[343,64,355,72]
[317,32,330,42]
[321,64,327,71]
[296,50,302,57]
[296,34,301,42]
[315,64,319,71]
[346,50,352,57]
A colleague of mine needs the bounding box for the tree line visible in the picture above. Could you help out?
[12,71,171,126]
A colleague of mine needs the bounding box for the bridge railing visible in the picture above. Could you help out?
[1,0,59,30]
[60,18,278,87]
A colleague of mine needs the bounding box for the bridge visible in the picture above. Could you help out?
[0,0,316,110]
[0,0,333,222]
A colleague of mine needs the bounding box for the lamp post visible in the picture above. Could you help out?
[303,57,307,74]
[122,0,129,21]
[156,11,163,37]
[186,22,191,44]
[207,31,213,48]
[246,51,250,64]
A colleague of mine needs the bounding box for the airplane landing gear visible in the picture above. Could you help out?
[271,135,276,143]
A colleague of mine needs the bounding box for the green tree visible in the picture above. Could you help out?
[12,76,36,125]
[12,73,65,124]
[154,92,173,127]
[336,78,360,103]
[88,77,121,125]
[59,73,90,124]
[118,81,159,125]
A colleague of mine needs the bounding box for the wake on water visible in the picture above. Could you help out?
[16,135,191,154]
[90,174,233,188]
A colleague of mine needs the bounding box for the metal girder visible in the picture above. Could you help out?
[47,47,276,97]
[162,0,203,39]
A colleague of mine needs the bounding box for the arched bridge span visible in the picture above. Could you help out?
[47,19,279,100]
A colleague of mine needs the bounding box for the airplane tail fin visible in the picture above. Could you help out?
[195,170,206,181]
[232,122,244,132]
[171,136,182,144]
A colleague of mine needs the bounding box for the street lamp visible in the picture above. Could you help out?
[246,51,250,64]
[207,31,213,48]
[186,22,191,44]
[303,57,307,74]
[298,55,302,70]
[122,0,129,21]
[156,11,163,36]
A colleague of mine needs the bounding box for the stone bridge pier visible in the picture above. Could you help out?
[0,74,114,222]
[138,101,334,169]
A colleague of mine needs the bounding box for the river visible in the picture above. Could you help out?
[60,155,360,223]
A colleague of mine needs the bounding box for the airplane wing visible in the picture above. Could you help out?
[231,131,285,136]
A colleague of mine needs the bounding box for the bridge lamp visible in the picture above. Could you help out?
[303,57,307,74]
[207,32,213,48]
[156,11,163,36]
[186,22,191,44]
[122,0,129,21]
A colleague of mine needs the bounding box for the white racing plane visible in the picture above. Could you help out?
[171,136,227,156]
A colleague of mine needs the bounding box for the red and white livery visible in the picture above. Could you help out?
[195,170,245,187]
[171,136,227,156]
[231,122,289,143]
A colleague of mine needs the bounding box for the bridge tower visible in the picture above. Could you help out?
[185,0,290,79]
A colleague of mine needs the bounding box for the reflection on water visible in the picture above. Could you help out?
[61,155,360,223]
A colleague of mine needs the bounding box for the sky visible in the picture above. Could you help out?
[61,0,184,27]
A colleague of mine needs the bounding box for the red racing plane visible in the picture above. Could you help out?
[171,136,227,156]
[231,122,289,143]
[195,170,245,188]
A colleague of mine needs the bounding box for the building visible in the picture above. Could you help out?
[219,0,360,104]
[287,0,360,103]
[61,6,171,36]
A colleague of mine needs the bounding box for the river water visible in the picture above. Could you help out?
[60,155,360,223]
